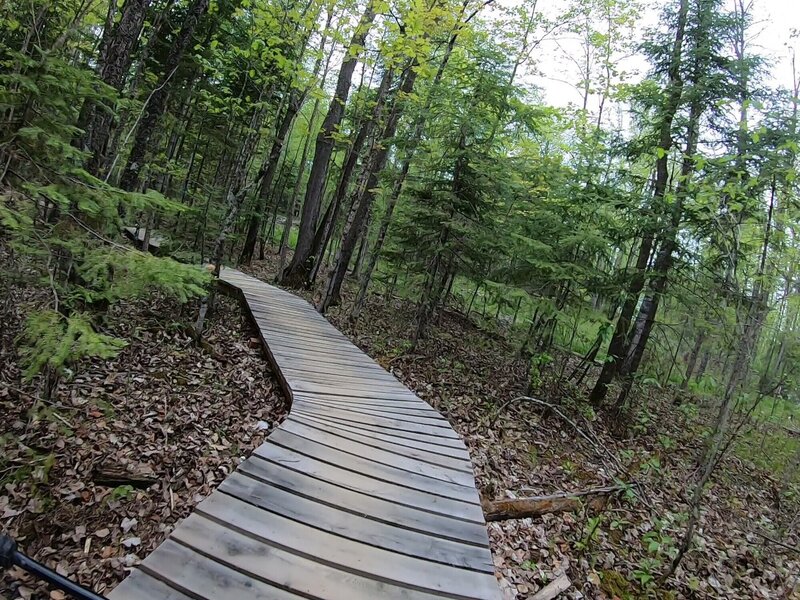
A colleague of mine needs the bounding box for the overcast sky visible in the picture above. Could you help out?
[527,0,800,112]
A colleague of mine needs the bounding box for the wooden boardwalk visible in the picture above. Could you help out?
[110,268,499,600]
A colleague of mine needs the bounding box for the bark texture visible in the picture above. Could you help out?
[281,0,377,286]
[119,0,209,192]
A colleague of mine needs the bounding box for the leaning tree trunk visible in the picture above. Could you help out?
[319,64,418,313]
[119,0,209,193]
[589,231,654,403]
[614,96,703,412]
[308,65,394,285]
[590,0,689,405]
[281,0,377,287]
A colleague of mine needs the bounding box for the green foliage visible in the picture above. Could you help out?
[20,311,127,380]
[576,514,604,551]
[110,485,136,502]
[78,250,210,304]
[526,352,553,388]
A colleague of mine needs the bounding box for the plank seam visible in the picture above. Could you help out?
[286,415,473,475]
[290,412,472,466]
[249,451,484,525]
[234,467,488,548]
[218,483,494,571]
[187,511,473,599]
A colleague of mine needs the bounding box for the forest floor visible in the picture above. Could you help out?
[1,245,798,600]
[245,254,800,600]
[0,251,288,599]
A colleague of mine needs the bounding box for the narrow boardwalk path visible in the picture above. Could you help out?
[110,268,499,600]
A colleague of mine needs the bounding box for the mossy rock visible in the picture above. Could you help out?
[600,570,634,599]
[599,570,676,600]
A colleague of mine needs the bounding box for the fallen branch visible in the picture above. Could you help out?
[755,531,799,554]
[530,573,571,600]
[782,426,800,437]
[490,395,624,475]
[483,483,633,522]
[93,466,157,489]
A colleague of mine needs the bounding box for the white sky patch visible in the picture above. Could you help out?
[526,0,800,111]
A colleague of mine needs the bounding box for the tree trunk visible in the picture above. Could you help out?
[679,329,706,392]
[118,0,209,192]
[308,65,395,285]
[348,4,475,315]
[319,64,418,313]
[590,0,689,405]
[77,0,150,176]
[282,0,377,286]
[277,103,321,279]
[239,91,303,265]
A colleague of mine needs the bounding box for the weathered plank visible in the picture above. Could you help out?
[219,471,494,571]
[109,268,499,600]
[291,411,472,464]
[236,455,490,545]
[194,494,499,598]
[288,413,473,471]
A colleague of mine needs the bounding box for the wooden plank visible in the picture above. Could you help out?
[278,364,411,388]
[294,389,431,407]
[266,428,478,502]
[107,569,195,600]
[220,471,494,571]
[290,412,473,471]
[295,394,458,439]
[269,349,383,372]
[281,417,475,485]
[252,443,484,522]
[290,382,421,403]
[293,410,471,460]
[266,344,387,369]
[263,333,364,356]
[246,299,329,321]
[295,395,449,423]
[294,393,443,417]
[259,336,372,362]
[194,493,500,598]
[249,310,351,340]
[237,455,489,545]
[292,404,469,451]
[258,325,359,348]
[264,337,378,364]
[137,538,303,600]
[292,381,427,402]
[172,515,459,600]
[237,290,317,310]
[280,364,403,386]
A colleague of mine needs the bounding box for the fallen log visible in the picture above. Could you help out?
[93,465,158,489]
[531,573,571,600]
[482,483,631,522]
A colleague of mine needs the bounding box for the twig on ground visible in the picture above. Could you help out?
[530,573,571,600]
[755,531,799,554]
[490,395,625,475]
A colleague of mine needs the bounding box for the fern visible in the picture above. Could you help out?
[20,311,127,380]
